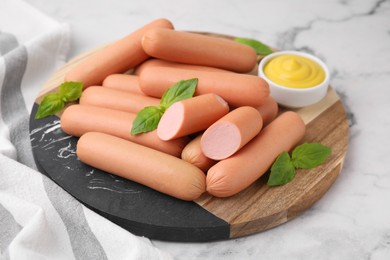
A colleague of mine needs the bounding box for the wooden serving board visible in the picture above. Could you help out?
[29,33,349,242]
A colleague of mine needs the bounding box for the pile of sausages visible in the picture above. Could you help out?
[60,18,306,201]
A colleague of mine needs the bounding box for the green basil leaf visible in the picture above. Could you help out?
[35,93,64,119]
[234,37,273,55]
[267,152,296,186]
[131,78,198,135]
[131,106,165,135]
[160,78,198,108]
[59,81,83,102]
[291,143,332,169]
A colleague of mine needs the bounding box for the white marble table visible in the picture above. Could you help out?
[25,0,390,259]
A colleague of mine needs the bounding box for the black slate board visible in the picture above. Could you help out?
[29,103,229,242]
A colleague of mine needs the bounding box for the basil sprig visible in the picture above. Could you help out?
[234,37,273,56]
[131,78,198,135]
[267,143,332,186]
[35,81,83,119]
[131,106,166,136]
[267,152,296,186]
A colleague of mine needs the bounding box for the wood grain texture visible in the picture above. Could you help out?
[32,32,349,240]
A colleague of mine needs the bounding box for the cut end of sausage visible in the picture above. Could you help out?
[157,102,185,141]
[201,122,241,160]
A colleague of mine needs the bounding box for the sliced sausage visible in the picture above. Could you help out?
[206,111,306,197]
[201,106,263,160]
[157,94,229,140]
[181,95,279,171]
[60,104,187,157]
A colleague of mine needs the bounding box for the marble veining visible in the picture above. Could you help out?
[57,141,76,159]
[25,0,390,258]
[29,115,142,194]
[87,178,142,194]
[276,0,388,51]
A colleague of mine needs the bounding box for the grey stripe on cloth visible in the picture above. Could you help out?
[0,40,37,169]
[0,203,22,260]
[0,32,18,55]
[42,177,108,260]
[1,32,108,259]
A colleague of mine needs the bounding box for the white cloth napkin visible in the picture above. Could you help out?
[0,0,172,259]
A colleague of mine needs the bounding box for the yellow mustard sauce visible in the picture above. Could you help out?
[263,54,325,88]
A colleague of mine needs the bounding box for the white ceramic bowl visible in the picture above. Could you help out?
[258,50,330,108]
